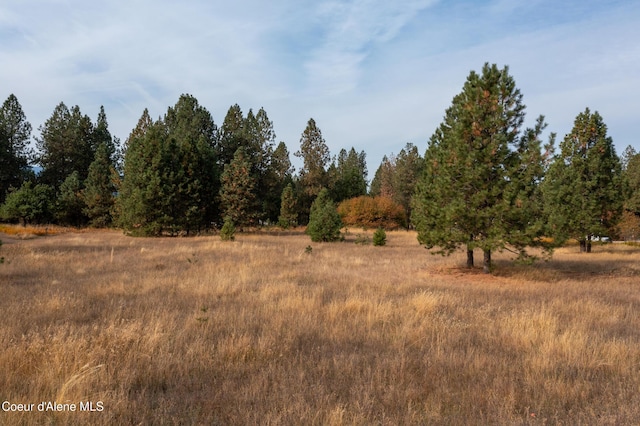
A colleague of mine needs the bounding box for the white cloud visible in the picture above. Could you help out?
[1,0,639,174]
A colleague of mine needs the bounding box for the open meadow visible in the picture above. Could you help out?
[1,227,640,425]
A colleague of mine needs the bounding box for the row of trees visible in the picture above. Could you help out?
[411,63,631,272]
[0,94,374,235]
[2,63,640,272]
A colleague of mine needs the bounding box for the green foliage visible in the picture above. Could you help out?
[329,147,368,203]
[117,118,172,236]
[295,118,330,224]
[117,96,219,236]
[278,183,297,229]
[542,108,623,251]
[55,171,87,226]
[393,143,423,228]
[306,188,342,242]
[373,228,387,246]
[0,181,53,225]
[220,148,257,229]
[370,155,394,198]
[83,142,117,227]
[36,103,96,191]
[624,147,640,216]
[412,63,552,272]
[220,216,236,241]
[369,144,423,229]
[0,94,33,204]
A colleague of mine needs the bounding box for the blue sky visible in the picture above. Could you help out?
[1,0,639,173]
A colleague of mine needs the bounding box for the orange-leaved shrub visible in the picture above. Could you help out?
[337,196,406,230]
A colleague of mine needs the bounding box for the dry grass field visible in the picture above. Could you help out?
[1,226,640,425]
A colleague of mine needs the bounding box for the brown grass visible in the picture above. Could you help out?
[1,229,640,425]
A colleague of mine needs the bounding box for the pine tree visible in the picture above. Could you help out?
[295,118,330,224]
[0,181,53,225]
[278,183,298,229]
[392,143,423,228]
[370,155,395,198]
[219,148,256,229]
[543,108,623,252]
[0,94,33,203]
[218,104,246,168]
[622,146,640,218]
[83,142,117,227]
[412,63,551,272]
[164,94,219,232]
[329,147,367,203]
[55,171,87,226]
[36,103,96,191]
[306,188,342,242]
[117,118,171,236]
[373,228,387,246]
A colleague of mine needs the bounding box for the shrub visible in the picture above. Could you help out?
[354,234,370,245]
[337,196,405,230]
[373,228,387,246]
[220,217,236,241]
[306,189,342,242]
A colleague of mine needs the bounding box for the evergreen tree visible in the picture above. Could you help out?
[55,171,87,226]
[393,143,423,228]
[83,142,117,227]
[117,118,172,236]
[278,183,298,229]
[370,155,395,198]
[373,228,387,246]
[219,148,256,229]
[36,103,96,191]
[164,94,219,232]
[542,108,623,252]
[218,104,246,168]
[0,94,33,203]
[329,147,368,203]
[295,118,330,224]
[220,216,236,241]
[306,188,342,242]
[622,146,640,218]
[92,106,117,165]
[0,181,53,225]
[412,63,551,272]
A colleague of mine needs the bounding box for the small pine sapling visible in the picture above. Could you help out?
[373,228,387,246]
[220,217,236,241]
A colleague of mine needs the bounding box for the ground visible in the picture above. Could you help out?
[1,226,640,425]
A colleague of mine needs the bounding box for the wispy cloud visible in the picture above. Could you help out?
[303,0,437,95]
[1,0,638,171]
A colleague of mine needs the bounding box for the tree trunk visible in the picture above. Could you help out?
[586,235,592,253]
[579,239,586,252]
[483,249,491,274]
[466,247,474,268]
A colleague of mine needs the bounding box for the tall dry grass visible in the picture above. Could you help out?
[1,228,640,425]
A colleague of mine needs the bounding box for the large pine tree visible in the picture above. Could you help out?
[412,63,552,272]
[36,103,96,191]
[329,147,367,203]
[219,148,256,229]
[83,141,117,227]
[0,94,33,203]
[542,108,623,252]
[295,118,330,224]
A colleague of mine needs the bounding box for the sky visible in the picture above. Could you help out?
[1,0,639,174]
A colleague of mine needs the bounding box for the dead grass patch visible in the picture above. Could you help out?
[1,230,640,424]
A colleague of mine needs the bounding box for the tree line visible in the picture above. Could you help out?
[2,63,640,271]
